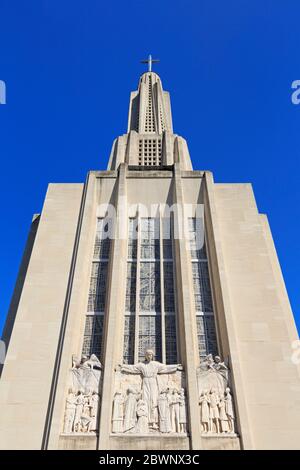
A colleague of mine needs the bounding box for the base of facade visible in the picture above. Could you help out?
[107,434,190,450]
[201,435,241,450]
[58,435,98,450]
[58,433,240,450]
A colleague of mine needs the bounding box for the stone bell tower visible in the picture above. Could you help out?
[0,57,300,450]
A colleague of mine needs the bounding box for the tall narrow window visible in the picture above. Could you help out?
[188,218,218,359]
[139,218,161,361]
[138,316,162,362]
[122,216,178,364]
[123,219,137,364]
[163,217,177,364]
[82,218,110,360]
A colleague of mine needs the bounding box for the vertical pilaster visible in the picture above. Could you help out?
[163,132,173,166]
[98,164,128,449]
[203,171,254,450]
[47,174,98,449]
[173,163,203,450]
[138,80,147,134]
[126,131,139,166]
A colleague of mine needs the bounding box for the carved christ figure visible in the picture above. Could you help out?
[119,349,183,429]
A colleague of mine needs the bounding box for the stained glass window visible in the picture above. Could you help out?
[82,315,103,358]
[128,218,138,259]
[189,217,218,359]
[82,218,110,361]
[140,217,160,260]
[192,261,213,312]
[123,315,135,364]
[164,261,175,312]
[139,261,161,312]
[94,218,111,259]
[122,217,178,364]
[165,315,177,364]
[196,315,218,359]
[87,262,109,312]
[126,262,136,312]
[123,219,138,363]
[138,315,162,362]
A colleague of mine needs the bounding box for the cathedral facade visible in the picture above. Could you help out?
[0,65,300,450]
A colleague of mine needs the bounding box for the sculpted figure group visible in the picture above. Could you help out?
[63,351,236,437]
[63,354,102,434]
[112,385,187,435]
[199,386,234,434]
[197,354,236,435]
[63,388,100,434]
[112,349,187,434]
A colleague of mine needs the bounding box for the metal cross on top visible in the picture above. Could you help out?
[140,54,160,72]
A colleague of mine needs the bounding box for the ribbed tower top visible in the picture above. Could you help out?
[107,64,192,171]
[127,71,173,134]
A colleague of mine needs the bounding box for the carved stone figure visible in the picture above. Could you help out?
[80,391,93,432]
[197,355,236,436]
[71,354,102,395]
[170,389,180,433]
[213,356,228,381]
[158,389,172,433]
[63,354,102,434]
[218,396,229,433]
[63,389,76,434]
[72,353,102,370]
[119,349,182,430]
[83,391,91,416]
[199,390,210,433]
[179,388,187,433]
[136,398,148,434]
[89,392,99,432]
[209,388,220,433]
[197,354,228,398]
[225,387,235,433]
[112,391,124,433]
[199,353,214,372]
[74,390,85,433]
[123,387,138,433]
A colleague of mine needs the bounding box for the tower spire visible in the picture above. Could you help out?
[140,54,160,72]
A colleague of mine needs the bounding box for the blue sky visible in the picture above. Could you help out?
[0,0,299,334]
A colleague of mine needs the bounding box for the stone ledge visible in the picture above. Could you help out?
[108,435,190,450]
[110,433,188,438]
[60,433,97,437]
[201,433,238,438]
[201,435,241,450]
[58,434,98,450]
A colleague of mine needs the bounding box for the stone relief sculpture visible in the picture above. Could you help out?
[112,391,124,433]
[224,387,235,433]
[62,354,102,434]
[158,389,171,433]
[136,398,148,434]
[112,349,187,435]
[179,388,187,433]
[124,387,138,433]
[63,389,77,434]
[197,354,236,436]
